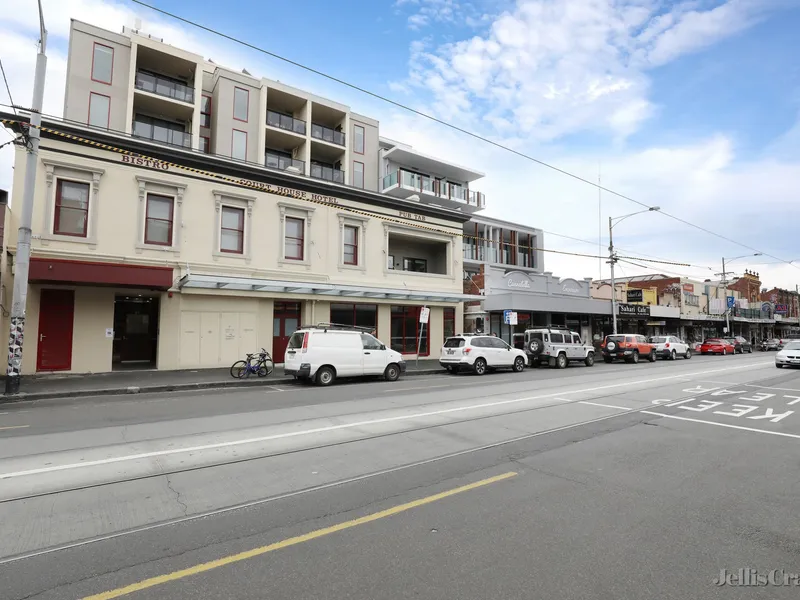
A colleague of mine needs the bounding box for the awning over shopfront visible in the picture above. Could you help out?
[29,258,174,289]
[178,274,475,303]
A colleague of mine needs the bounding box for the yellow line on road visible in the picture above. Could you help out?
[82,471,517,600]
[0,425,29,431]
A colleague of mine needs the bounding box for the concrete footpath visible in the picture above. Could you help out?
[0,359,445,403]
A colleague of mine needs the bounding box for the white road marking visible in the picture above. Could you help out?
[641,410,800,440]
[579,401,629,410]
[0,360,773,480]
[552,398,572,402]
[267,387,286,392]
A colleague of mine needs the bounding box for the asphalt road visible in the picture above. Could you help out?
[2,352,800,599]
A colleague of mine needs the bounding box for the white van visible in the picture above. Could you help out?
[283,324,407,386]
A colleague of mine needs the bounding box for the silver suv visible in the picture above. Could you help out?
[524,326,596,369]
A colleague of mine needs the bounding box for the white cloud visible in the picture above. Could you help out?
[396,0,786,142]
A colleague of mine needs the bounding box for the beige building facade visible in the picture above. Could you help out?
[0,119,473,374]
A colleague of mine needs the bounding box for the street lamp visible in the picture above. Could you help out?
[608,206,660,334]
[718,253,762,335]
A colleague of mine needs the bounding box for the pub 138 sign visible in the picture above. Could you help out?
[618,303,650,317]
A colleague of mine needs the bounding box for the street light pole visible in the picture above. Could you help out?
[5,0,47,395]
[608,216,617,335]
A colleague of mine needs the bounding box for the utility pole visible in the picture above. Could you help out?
[722,257,730,336]
[5,0,47,395]
[608,216,617,335]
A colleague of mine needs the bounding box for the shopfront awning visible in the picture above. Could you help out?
[178,274,476,303]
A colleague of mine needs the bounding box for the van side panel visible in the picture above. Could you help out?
[310,331,364,377]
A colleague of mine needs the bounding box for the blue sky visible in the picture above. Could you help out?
[1,0,799,286]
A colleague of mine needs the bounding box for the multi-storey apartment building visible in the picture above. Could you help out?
[0,19,488,374]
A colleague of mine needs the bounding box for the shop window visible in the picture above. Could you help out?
[391,306,428,355]
[330,303,377,333]
[444,307,455,339]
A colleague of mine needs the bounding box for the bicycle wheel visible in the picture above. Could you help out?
[230,360,248,379]
[258,359,274,377]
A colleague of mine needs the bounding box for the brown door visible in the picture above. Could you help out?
[272,301,301,363]
[37,289,75,371]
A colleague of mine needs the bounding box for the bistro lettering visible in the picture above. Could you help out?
[121,155,169,170]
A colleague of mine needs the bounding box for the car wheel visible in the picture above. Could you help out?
[584,353,595,367]
[648,350,656,363]
[473,358,487,376]
[670,350,677,361]
[384,363,401,382]
[512,356,525,372]
[684,349,692,359]
[315,366,336,386]
[630,351,640,364]
[776,363,783,369]
[722,348,727,356]
[748,347,753,354]
[447,366,459,375]
[555,353,568,369]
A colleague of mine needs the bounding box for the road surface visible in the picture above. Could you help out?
[1,353,798,599]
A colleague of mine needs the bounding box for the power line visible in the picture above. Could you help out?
[128,0,800,272]
[1,114,699,269]
[0,57,17,116]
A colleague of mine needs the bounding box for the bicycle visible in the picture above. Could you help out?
[230,348,274,379]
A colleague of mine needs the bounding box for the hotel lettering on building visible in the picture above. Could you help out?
[0,20,487,373]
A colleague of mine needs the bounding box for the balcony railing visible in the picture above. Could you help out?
[267,110,306,135]
[311,163,344,184]
[311,123,345,146]
[464,243,533,267]
[382,169,486,208]
[132,120,191,148]
[265,152,305,172]
[135,71,194,104]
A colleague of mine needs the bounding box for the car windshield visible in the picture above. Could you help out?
[444,338,465,348]
[287,332,305,350]
[783,342,800,351]
[650,337,667,343]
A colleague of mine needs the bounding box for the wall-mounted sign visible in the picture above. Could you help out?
[398,211,426,222]
[559,278,582,295]
[618,303,650,317]
[121,155,169,170]
[503,310,518,325]
[775,304,788,314]
[626,289,644,303]
[237,179,340,205]
[682,283,694,293]
[506,274,531,289]
[761,302,772,313]
[647,321,667,326]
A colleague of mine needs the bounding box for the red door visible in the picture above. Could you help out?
[272,301,301,363]
[37,289,75,371]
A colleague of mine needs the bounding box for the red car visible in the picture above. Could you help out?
[700,338,735,355]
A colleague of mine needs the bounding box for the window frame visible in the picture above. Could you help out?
[444,307,456,340]
[87,92,111,129]
[278,202,315,268]
[343,224,359,266]
[231,129,248,161]
[143,193,175,247]
[91,42,114,85]
[220,205,246,254]
[53,178,91,238]
[200,136,210,154]
[353,124,365,154]
[353,160,365,189]
[403,257,428,273]
[200,94,212,128]
[330,303,378,336]
[284,216,305,261]
[233,86,249,122]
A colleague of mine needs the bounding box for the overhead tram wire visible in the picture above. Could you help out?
[0,113,698,269]
[0,58,16,117]
[126,0,800,272]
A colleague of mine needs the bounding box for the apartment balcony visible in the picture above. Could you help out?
[311,123,345,146]
[463,243,535,269]
[311,163,344,184]
[132,116,191,149]
[135,70,194,104]
[266,110,306,136]
[265,151,305,174]
[381,169,485,213]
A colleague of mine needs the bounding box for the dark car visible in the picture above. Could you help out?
[724,336,753,354]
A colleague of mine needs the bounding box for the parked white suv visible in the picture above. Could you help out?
[524,327,595,369]
[284,324,406,386]
[648,335,692,360]
[439,335,527,375]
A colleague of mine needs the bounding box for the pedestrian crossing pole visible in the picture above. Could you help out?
[5,0,47,395]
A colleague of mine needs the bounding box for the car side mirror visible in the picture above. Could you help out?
[380,344,386,350]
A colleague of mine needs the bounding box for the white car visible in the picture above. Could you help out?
[283,324,406,385]
[648,335,692,360]
[775,341,800,369]
[439,335,527,375]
